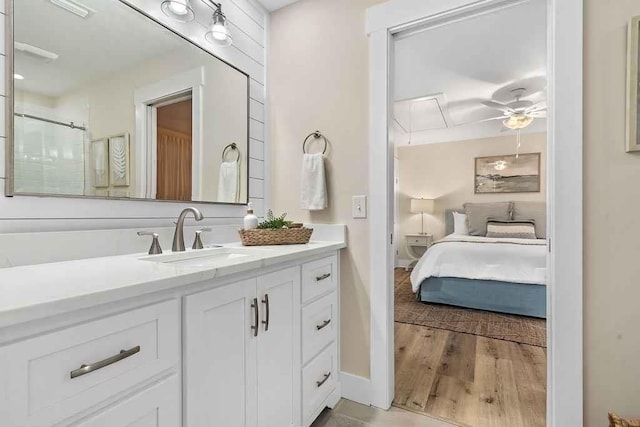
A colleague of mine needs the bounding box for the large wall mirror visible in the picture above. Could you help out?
[7,0,249,204]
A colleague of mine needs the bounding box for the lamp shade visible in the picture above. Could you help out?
[410,198,434,214]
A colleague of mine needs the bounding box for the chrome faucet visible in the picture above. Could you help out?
[172,207,204,252]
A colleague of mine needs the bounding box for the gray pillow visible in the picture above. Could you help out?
[463,202,512,236]
[512,201,546,239]
[486,219,537,239]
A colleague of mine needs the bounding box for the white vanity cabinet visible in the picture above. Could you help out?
[0,248,342,427]
[184,267,300,427]
[0,300,181,426]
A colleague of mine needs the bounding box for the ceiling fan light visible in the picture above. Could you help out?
[161,0,195,23]
[503,115,534,130]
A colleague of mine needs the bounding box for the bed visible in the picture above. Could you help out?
[410,208,548,318]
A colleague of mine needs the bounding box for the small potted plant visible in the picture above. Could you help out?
[239,210,313,246]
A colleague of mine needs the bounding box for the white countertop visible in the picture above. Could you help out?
[0,240,345,329]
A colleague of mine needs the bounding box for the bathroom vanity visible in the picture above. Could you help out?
[0,240,344,427]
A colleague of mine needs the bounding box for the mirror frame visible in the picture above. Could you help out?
[3,0,251,206]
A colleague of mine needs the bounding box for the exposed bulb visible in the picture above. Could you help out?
[211,23,227,40]
[205,7,233,47]
[161,0,194,23]
[169,0,188,15]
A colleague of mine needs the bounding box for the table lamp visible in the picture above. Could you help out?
[410,198,434,235]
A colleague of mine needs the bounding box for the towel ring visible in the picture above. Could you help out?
[302,131,327,155]
[222,142,240,162]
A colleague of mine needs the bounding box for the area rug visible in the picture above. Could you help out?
[395,269,546,347]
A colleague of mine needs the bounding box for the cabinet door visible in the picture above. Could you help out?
[74,375,180,427]
[184,279,258,427]
[256,267,299,427]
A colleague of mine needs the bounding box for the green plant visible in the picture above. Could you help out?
[257,210,293,229]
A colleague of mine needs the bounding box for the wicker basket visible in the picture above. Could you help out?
[239,227,313,246]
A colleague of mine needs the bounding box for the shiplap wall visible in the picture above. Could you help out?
[0,0,269,233]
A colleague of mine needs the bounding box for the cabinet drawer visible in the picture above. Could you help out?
[0,300,180,427]
[407,236,430,245]
[72,374,180,427]
[302,255,337,304]
[302,344,337,423]
[302,292,337,365]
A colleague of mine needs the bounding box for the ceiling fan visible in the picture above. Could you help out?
[470,87,547,130]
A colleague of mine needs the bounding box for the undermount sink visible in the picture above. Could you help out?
[138,247,267,269]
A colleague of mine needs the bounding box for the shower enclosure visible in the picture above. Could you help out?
[13,113,87,196]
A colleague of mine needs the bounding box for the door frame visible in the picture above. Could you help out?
[134,67,204,200]
[366,0,583,426]
[149,92,193,200]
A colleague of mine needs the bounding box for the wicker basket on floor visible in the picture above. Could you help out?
[239,227,313,246]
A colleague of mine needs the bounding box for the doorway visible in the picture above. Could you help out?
[366,1,583,426]
[155,97,193,201]
[390,2,548,425]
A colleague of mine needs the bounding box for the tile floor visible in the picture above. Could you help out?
[311,399,459,427]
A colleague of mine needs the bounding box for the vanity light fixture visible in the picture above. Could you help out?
[205,2,233,47]
[161,0,195,23]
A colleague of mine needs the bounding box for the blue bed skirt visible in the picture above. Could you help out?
[419,277,546,318]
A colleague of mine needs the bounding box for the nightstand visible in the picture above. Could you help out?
[405,233,433,271]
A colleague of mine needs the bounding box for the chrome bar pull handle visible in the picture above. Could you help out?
[251,298,259,337]
[316,372,331,388]
[316,273,331,282]
[261,294,270,331]
[316,319,331,331]
[70,346,140,379]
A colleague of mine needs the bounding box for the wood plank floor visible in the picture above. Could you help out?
[394,270,546,427]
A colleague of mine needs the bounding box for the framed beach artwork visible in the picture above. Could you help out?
[627,16,640,152]
[475,153,541,194]
[108,133,130,187]
[91,138,109,188]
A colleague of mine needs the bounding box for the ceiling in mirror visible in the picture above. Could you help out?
[10,0,250,204]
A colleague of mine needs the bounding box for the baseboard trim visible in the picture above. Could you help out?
[340,372,371,406]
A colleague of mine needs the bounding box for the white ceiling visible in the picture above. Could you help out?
[256,0,301,12]
[393,0,547,146]
[14,0,184,98]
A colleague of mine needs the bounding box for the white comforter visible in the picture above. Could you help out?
[410,235,547,292]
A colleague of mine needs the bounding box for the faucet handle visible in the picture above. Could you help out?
[137,231,162,255]
[192,228,212,250]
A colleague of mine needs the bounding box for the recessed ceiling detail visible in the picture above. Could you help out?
[394,93,452,134]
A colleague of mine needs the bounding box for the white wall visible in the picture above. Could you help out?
[584,0,640,422]
[269,0,386,379]
[0,0,268,234]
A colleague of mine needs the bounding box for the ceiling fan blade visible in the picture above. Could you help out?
[526,102,547,113]
[528,112,547,118]
[482,100,511,111]
[458,115,509,126]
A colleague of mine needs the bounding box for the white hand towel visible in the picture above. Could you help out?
[218,160,239,203]
[301,153,328,210]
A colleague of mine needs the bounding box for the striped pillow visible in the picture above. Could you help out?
[486,219,537,239]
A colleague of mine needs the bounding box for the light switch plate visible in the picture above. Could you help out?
[352,195,367,218]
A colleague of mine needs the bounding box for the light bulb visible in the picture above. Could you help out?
[205,6,233,47]
[169,0,188,15]
[161,0,194,23]
[211,23,227,40]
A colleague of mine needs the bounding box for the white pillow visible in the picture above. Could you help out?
[452,212,469,235]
